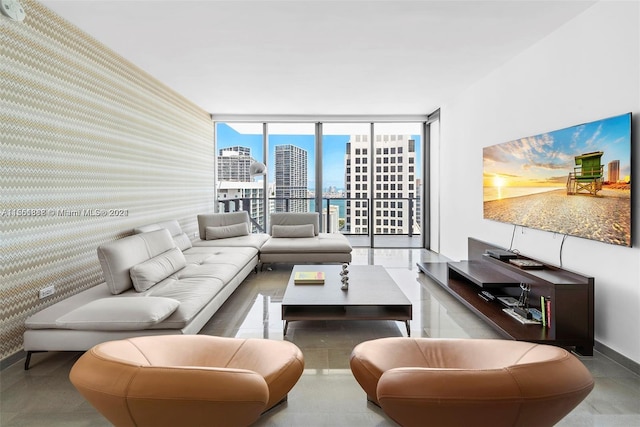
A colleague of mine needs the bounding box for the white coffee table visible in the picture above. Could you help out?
[281,265,412,335]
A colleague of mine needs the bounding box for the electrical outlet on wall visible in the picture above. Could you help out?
[39,285,55,299]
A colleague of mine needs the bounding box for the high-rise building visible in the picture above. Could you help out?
[345,134,419,235]
[275,144,308,212]
[216,146,268,230]
[608,160,620,183]
[217,146,252,182]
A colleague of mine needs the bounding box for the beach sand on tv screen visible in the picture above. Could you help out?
[483,187,631,247]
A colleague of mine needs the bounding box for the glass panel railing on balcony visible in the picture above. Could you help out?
[217,196,421,247]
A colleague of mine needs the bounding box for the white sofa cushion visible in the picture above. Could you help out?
[97,229,176,295]
[260,233,352,254]
[144,277,226,329]
[130,247,187,292]
[192,233,270,249]
[205,222,249,240]
[134,220,192,251]
[271,224,315,238]
[55,297,180,330]
[270,212,319,236]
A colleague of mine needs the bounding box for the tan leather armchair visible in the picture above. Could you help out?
[350,338,594,427]
[70,335,304,427]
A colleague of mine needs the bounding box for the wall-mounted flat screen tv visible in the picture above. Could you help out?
[483,113,632,247]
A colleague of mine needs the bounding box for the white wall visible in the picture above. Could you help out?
[439,1,640,364]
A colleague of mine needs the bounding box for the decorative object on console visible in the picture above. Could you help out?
[515,282,531,318]
[340,263,349,290]
[483,113,632,247]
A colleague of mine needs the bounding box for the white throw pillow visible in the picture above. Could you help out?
[205,222,250,240]
[271,224,315,238]
[55,297,180,330]
[130,247,187,292]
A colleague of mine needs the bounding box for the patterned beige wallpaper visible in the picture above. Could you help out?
[0,2,215,361]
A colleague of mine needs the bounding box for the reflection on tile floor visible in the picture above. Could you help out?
[2,248,639,426]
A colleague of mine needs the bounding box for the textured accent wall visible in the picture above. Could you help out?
[0,2,215,361]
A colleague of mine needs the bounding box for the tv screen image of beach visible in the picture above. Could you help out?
[483,113,632,247]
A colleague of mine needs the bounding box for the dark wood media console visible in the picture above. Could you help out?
[418,238,594,355]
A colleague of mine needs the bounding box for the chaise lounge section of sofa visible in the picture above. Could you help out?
[259,212,352,264]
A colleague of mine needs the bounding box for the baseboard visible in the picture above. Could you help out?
[3,341,639,375]
[594,340,640,376]
[1,350,26,371]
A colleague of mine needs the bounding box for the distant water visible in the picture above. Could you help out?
[309,199,346,218]
[483,187,564,202]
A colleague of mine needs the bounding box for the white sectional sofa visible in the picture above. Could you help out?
[23,213,352,369]
[23,219,259,369]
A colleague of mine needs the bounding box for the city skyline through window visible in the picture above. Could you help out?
[215,122,423,247]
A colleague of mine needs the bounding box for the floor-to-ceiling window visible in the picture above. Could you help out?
[214,118,427,248]
[372,123,423,248]
[215,122,266,232]
[321,123,371,240]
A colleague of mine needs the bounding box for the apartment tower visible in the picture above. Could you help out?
[217,146,252,181]
[345,134,418,235]
[216,146,267,230]
[275,144,308,212]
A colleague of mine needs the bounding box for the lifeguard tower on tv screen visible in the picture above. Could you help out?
[567,151,604,196]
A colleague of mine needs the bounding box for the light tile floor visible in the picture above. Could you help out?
[2,248,639,426]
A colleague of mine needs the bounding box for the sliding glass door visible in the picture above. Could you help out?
[372,123,423,248]
[321,123,371,242]
[215,122,266,232]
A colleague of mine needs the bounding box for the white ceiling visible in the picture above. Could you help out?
[40,0,596,116]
